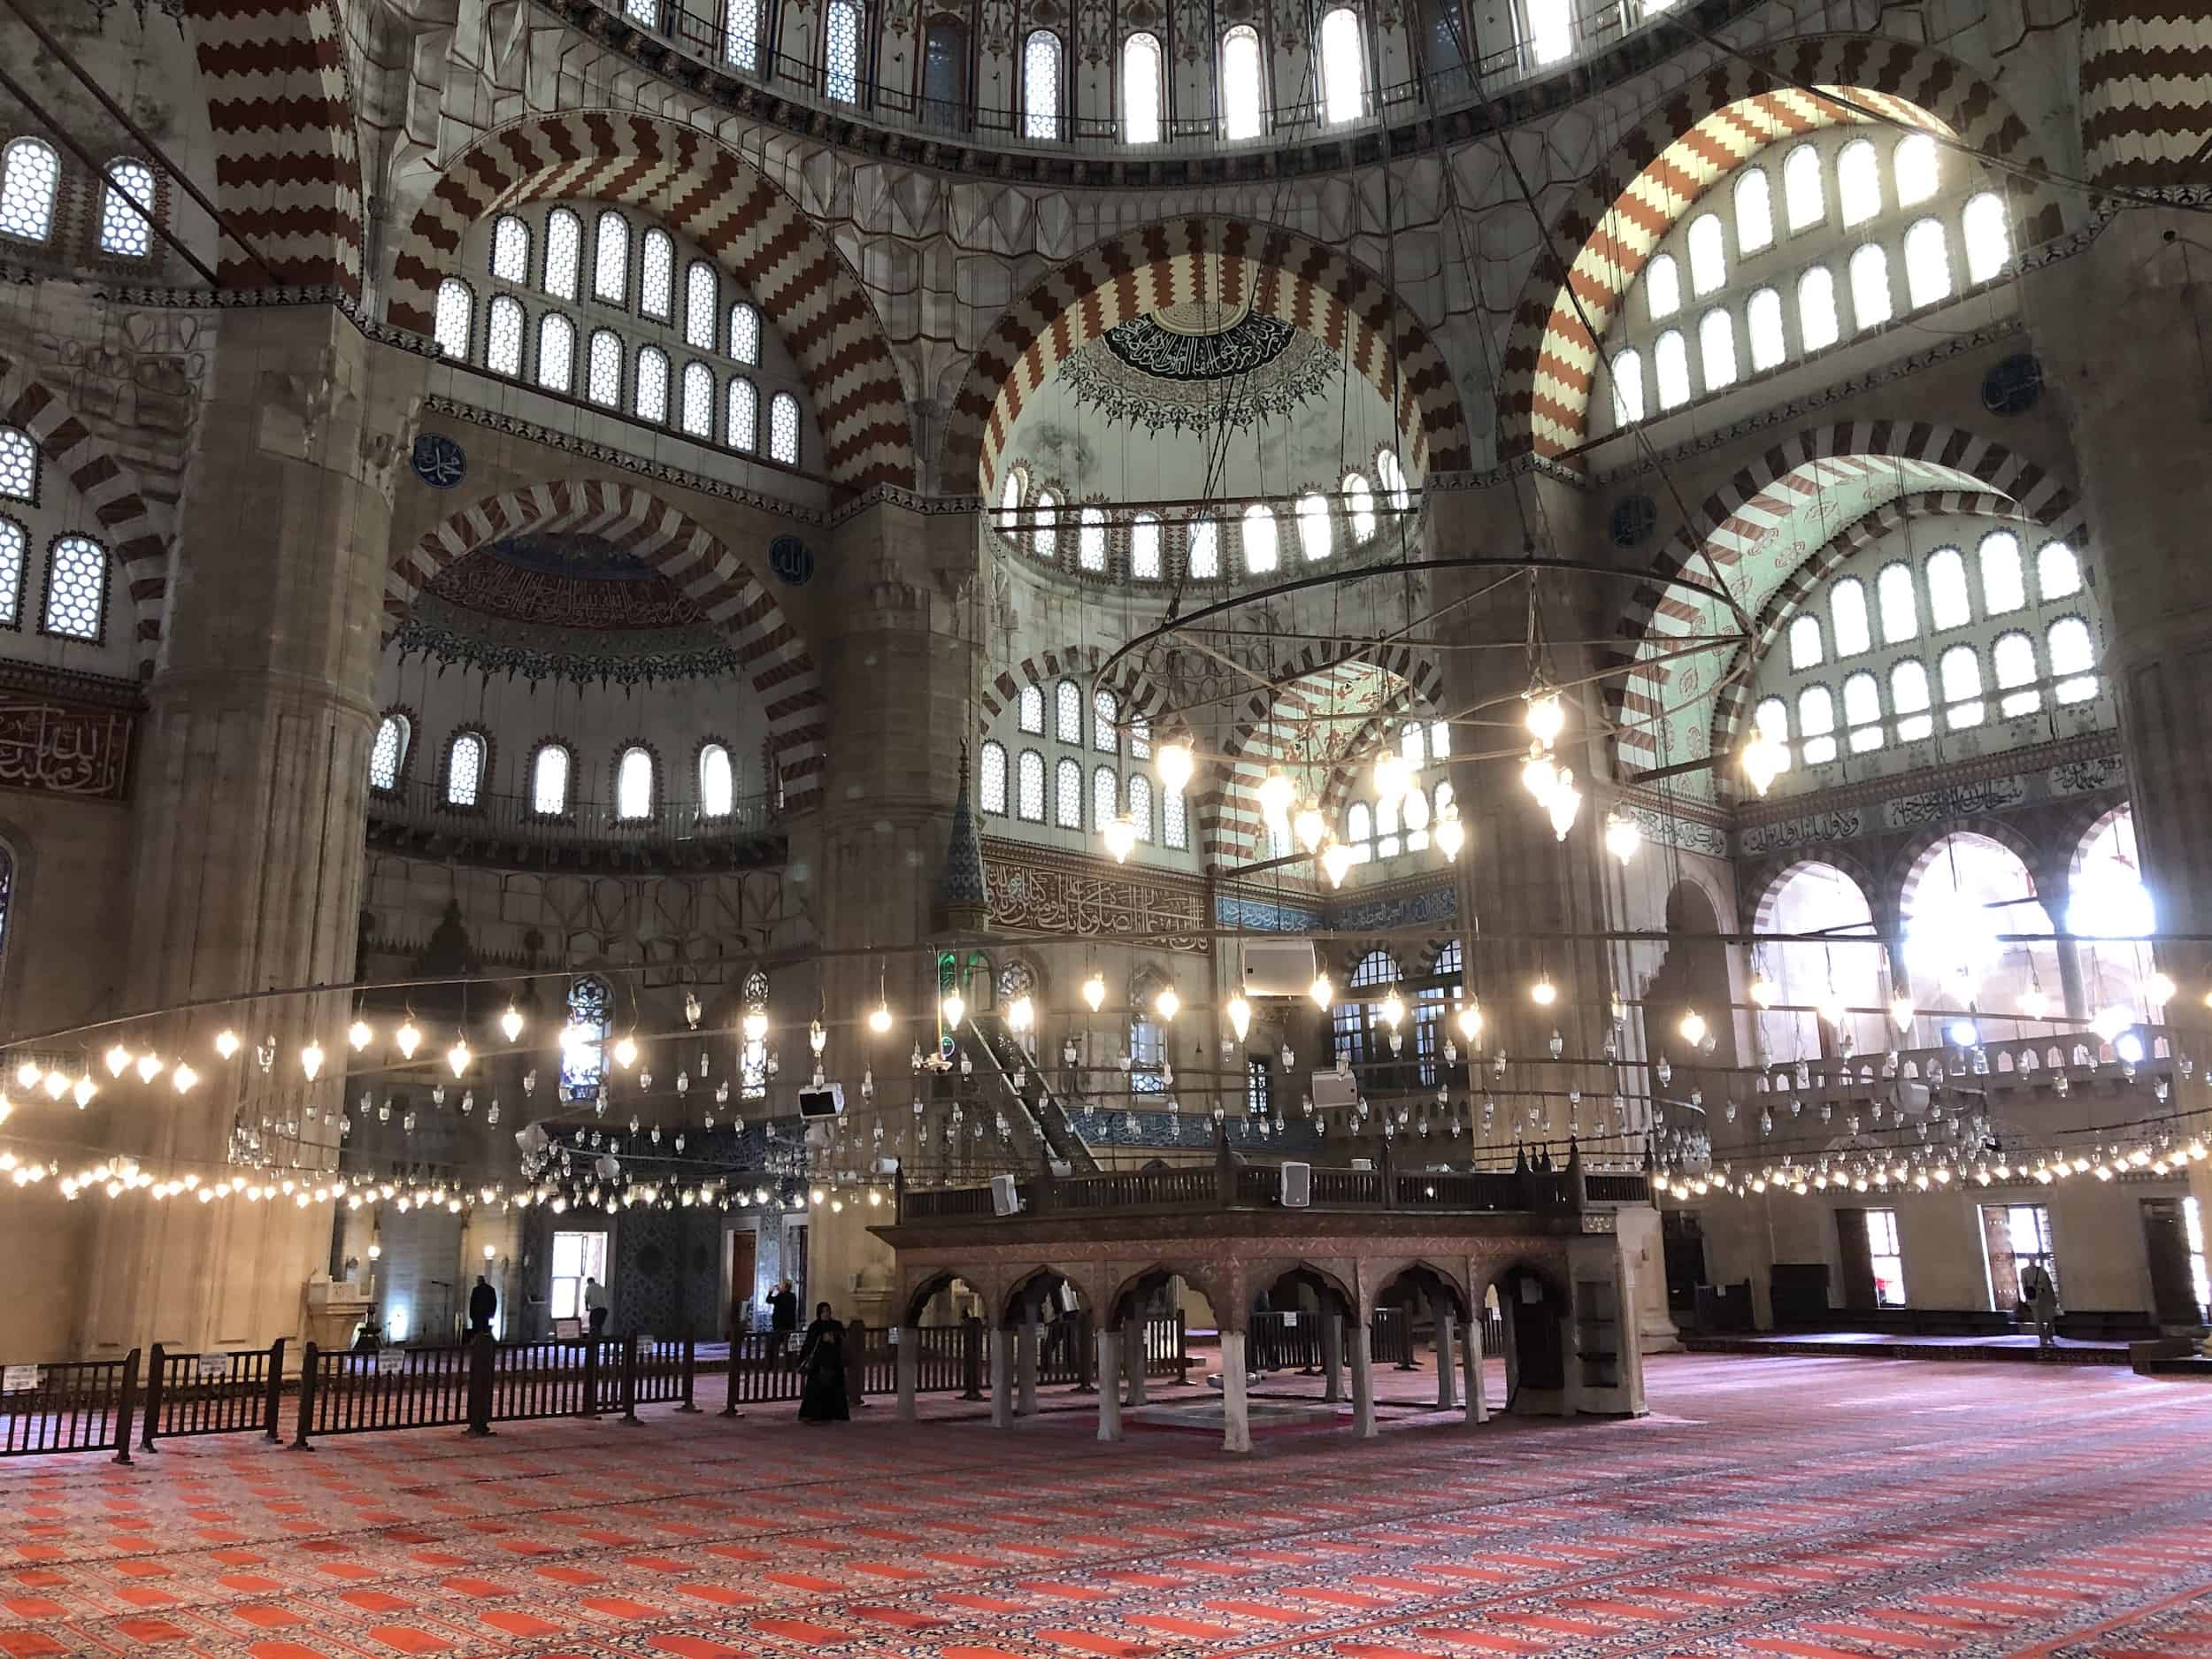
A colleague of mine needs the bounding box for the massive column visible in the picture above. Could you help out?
[81,310,420,1357]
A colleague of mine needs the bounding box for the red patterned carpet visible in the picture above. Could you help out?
[4,1353,2211,1659]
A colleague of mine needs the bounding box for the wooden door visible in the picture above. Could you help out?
[1836,1208,1876,1310]
[727,1229,757,1340]
[2141,1198,2201,1323]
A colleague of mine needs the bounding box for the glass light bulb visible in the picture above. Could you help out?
[1433,809,1465,862]
[1226,996,1250,1041]
[1156,738,1194,795]
[42,1069,66,1101]
[1531,978,1557,1007]
[104,1044,130,1079]
[1888,993,1915,1032]
[1082,974,1106,1012]
[1524,689,1565,746]
[1319,838,1355,888]
[868,1002,893,1035]
[500,1005,525,1042]
[1310,973,1333,1010]
[1373,749,1410,805]
[2147,972,2177,1006]
[1008,995,1033,1033]
[1102,814,1136,863]
[1546,769,1581,840]
[1741,732,1786,797]
[395,1020,421,1059]
[1521,749,1558,803]
[1818,994,1848,1030]
[300,1041,325,1082]
[613,1034,638,1068]
[73,1074,96,1108]
[1748,974,1777,1009]
[16,1059,41,1089]
[2019,986,2048,1020]
[1603,810,1641,864]
[1294,802,1327,854]
[1154,987,1179,1022]
[809,1018,826,1055]
[1380,990,1405,1030]
[1456,1001,1482,1041]
[1678,1010,1707,1045]
[134,1053,164,1085]
[941,992,966,1029]
[214,1028,241,1060]
[447,1038,471,1078]
[1257,769,1294,824]
[171,1063,196,1094]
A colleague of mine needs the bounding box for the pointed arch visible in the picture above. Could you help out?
[944,216,1471,495]
[1496,38,2062,464]
[385,479,826,809]
[975,643,1176,738]
[384,112,913,489]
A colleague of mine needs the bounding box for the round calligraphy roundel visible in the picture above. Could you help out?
[411,433,466,489]
[768,534,814,585]
[1610,495,1658,549]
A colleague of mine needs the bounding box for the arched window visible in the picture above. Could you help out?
[1878,561,1919,642]
[1797,686,1837,764]
[491,214,530,282]
[685,261,718,349]
[1018,749,1047,821]
[1131,511,1162,579]
[1221,27,1263,140]
[1297,492,1332,563]
[1187,518,1220,578]
[998,468,1024,527]
[1926,547,1970,629]
[1784,143,1824,232]
[1733,166,1773,255]
[825,0,862,102]
[1032,489,1060,560]
[445,732,487,806]
[2049,617,2098,702]
[0,518,20,626]
[1849,244,1892,331]
[40,534,106,641]
[1123,33,1164,144]
[1241,503,1279,573]
[1079,505,1107,572]
[1654,329,1690,410]
[487,295,526,376]
[1753,696,1790,766]
[1376,791,1402,857]
[1093,688,1118,752]
[728,302,760,365]
[1164,784,1188,849]
[1023,29,1063,140]
[1644,252,1681,320]
[1687,214,1726,297]
[1420,0,1469,95]
[586,328,623,407]
[726,377,757,449]
[1939,644,1985,728]
[680,360,714,436]
[922,18,969,129]
[0,139,59,242]
[1129,772,1156,841]
[1962,192,2009,285]
[433,278,473,358]
[1838,140,1881,228]
[1344,472,1377,541]
[1843,671,1882,751]
[699,742,734,816]
[1056,680,1083,743]
[1018,684,1045,733]
[1798,265,1839,351]
[1609,349,1645,426]
[1891,659,1933,739]
[1092,764,1118,828]
[593,210,629,303]
[1698,308,1737,391]
[1993,630,2040,716]
[1055,756,1082,827]
[2039,541,2083,600]
[979,741,1008,815]
[1979,531,2025,614]
[536,312,575,393]
[531,744,571,815]
[1746,288,1784,373]
[1348,800,1374,857]
[1903,218,1952,308]
[769,392,800,465]
[1378,449,1410,511]
[1525,0,1571,63]
[640,228,674,319]
[1403,785,1431,850]
[635,345,671,422]
[561,976,613,1101]
[543,208,581,300]
[726,0,761,70]
[616,747,655,820]
[98,159,156,257]
[1787,613,1824,670]
[1831,576,1870,656]
[369,713,410,793]
[1894,132,1939,207]
[1130,717,1152,759]
[1319,7,1365,126]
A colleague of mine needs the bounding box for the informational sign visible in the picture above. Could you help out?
[2,1364,39,1393]
[887,1326,900,1347]
[1281,1312,1300,1327]
[637,1334,654,1352]
[551,1317,580,1339]
[196,1352,230,1379]
[375,1347,406,1375]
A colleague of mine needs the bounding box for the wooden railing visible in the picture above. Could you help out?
[142,1340,284,1447]
[365,776,780,868]
[0,1351,139,1462]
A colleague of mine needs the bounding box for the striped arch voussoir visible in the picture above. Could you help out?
[1498,36,2064,465]
[0,352,171,678]
[385,112,912,491]
[977,645,1175,736]
[1205,641,1443,869]
[386,480,826,809]
[945,217,1471,496]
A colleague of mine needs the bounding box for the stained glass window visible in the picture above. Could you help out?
[1024,29,1063,140]
[2049,617,2097,703]
[979,741,1008,814]
[536,312,575,393]
[0,428,33,501]
[1319,7,1363,126]
[685,261,717,349]
[825,0,861,103]
[1123,33,1163,143]
[769,392,799,465]
[491,215,530,282]
[640,228,673,319]
[1032,490,1059,559]
[532,744,571,814]
[1904,218,1951,308]
[1734,166,1773,255]
[1055,757,1082,827]
[1963,192,2009,285]
[487,296,525,375]
[1129,717,1152,760]
[740,968,769,1098]
[1187,518,1219,578]
[41,534,105,641]
[1747,287,1784,373]
[98,159,156,257]
[562,978,612,1100]
[1018,749,1046,821]
[728,302,760,365]
[1298,492,1332,563]
[726,377,757,449]
[1018,684,1045,733]
[1222,27,1263,139]
[1610,349,1644,426]
[1079,505,1107,571]
[1344,472,1376,541]
[445,732,486,806]
[1056,680,1083,743]
[1093,764,1118,829]
[617,747,654,819]
[726,0,760,71]
[681,360,714,436]
[587,328,623,406]
[543,208,581,299]
[700,742,734,816]
[1093,689,1118,752]
[1784,143,1824,232]
[369,713,408,792]
[1132,511,1161,579]
[1242,503,1278,573]
[434,279,473,358]
[1798,265,1839,351]
[0,139,58,242]
[635,345,670,422]
[593,210,629,303]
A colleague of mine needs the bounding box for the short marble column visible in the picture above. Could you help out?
[1095,1330,1122,1440]
[1463,1308,1488,1425]
[1321,1312,1344,1403]
[1349,1320,1377,1439]
[1015,1319,1039,1416]
[1432,1296,1457,1410]
[895,1325,918,1421]
[1219,1331,1252,1453]
[989,1328,1013,1427]
[1122,1317,1148,1405]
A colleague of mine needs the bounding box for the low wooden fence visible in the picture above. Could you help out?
[0,1352,139,1463]
[1247,1307,1506,1375]
[142,1340,285,1447]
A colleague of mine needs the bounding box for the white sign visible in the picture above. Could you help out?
[887,1326,900,1347]
[637,1334,655,1352]
[2,1364,39,1393]
[375,1347,406,1375]
[1281,1312,1300,1328]
[196,1352,230,1379]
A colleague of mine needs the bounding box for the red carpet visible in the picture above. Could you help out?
[3,1353,2210,1658]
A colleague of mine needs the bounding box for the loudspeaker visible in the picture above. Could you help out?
[1241,939,1319,997]
[989,1172,1021,1216]
[797,1082,846,1118]
[1279,1160,1312,1208]
[1310,1069,1358,1110]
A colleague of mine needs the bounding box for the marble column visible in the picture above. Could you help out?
[1219,1330,1252,1453]
[1432,1296,1457,1409]
[1321,1311,1343,1402]
[1015,1317,1039,1415]
[989,1327,1012,1427]
[1122,1316,1148,1405]
[1349,1319,1377,1439]
[896,1325,918,1421]
[1095,1330,1122,1440]
[1463,1307,1488,1425]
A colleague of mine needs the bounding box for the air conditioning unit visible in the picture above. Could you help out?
[1310,1069,1359,1110]
[797,1082,846,1119]
[1280,1161,1312,1208]
[1242,939,1320,997]
[989,1172,1021,1217]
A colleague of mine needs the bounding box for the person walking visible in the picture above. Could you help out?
[796,1302,850,1422]
[468,1274,498,1336]
[584,1276,610,1335]
[2022,1263,2060,1351]
[769,1279,799,1352]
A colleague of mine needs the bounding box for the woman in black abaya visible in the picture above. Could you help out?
[795,1301,850,1422]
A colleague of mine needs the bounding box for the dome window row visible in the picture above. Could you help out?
[370,714,742,824]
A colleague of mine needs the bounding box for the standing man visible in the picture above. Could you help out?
[2022,1263,2060,1351]
[770,1279,799,1353]
[468,1274,498,1336]
[584,1275,611,1335]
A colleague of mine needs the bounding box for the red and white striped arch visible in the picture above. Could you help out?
[385,478,826,810]
[384,112,913,492]
[944,217,1472,497]
[1498,38,2063,465]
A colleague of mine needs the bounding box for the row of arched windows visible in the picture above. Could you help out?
[1784,533,2085,672]
[979,742,1190,848]
[0,429,109,643]
[1341,719,1454,864]
[0,136,156,258]
[1014,14,1364,142]
[369,712,741,821]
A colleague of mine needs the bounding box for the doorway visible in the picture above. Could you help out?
[1661,1209,1707,1312]
[727,1229,757,1338]
[2141,1197,2208,1323]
